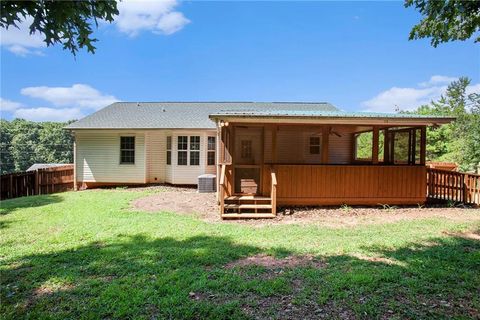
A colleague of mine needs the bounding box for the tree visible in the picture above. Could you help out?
[0,0,119,56]
[413,77,480,171]
[0,119,74,174]
[0,119,14,174]
[405,0,480,47]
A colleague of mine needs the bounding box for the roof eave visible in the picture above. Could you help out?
[208,114,455,126]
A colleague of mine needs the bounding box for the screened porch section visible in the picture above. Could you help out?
[217,123,428,218]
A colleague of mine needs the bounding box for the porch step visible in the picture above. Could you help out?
[221,213,276,219]
[225,196,271,201]
[224,204,272,210]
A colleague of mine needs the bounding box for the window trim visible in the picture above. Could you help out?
[207,136,216,166]
[189,136,200,166]
[166,136,172,166]
[120,136,135,165]
[176,135,201,166]
[309,136,321,155]
[177,136,188,166]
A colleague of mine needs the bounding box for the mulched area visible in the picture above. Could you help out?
[129,184,480,226]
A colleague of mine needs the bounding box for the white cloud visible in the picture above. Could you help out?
[0,98,24,112]
[362,75,480,113]
[0,17,46,56]
[21,84,119,110]
[419,75,458,87]
[115,0,190,36]
[14,107,84,122]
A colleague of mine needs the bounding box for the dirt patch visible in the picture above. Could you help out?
[130,185,480,226]
[131,189,217,217]
[225,254,326,269]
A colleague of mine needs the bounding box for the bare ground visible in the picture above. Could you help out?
[130,185,480,226]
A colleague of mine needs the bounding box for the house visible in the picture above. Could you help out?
[66,102,454,218]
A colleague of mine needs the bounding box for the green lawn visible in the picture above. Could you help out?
[1,189,479,319]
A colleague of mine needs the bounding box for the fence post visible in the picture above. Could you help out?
[462,174,468,204]
[35,170,39,195]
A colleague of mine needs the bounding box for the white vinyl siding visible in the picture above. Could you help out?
[76,131,146,183]
[75,129,216,185]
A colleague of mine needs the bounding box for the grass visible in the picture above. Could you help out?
[1,189,479,319]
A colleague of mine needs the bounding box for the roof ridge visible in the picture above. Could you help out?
[114,101,331,104]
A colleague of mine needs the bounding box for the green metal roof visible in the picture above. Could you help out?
[66,102,338,129]
[209,110,455,123]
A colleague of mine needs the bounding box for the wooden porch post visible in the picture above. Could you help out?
[321,126,330,164]
[372,126,379,164]
[383,128,389,164]
[420,127,426,165]
[216,123,222,203]
[272,124,277,163]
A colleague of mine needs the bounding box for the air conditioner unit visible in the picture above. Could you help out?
[198,174,216,193]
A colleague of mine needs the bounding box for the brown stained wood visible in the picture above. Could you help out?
[372,126,379,164]
[420,127,426,165]
[321,126,329,164]
[258,164,427,205]
[426,168,480,205]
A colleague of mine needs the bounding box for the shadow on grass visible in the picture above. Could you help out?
[1,233,479,319]
[0,194,63,216]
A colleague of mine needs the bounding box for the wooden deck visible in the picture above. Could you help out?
[219,164,428,218]
[261,165,427,206]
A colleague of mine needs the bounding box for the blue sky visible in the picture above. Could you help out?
[1,0,479,121]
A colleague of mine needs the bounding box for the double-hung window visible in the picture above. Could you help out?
[207,136,216,165]
[120,136,135,164]
[190,136,200,165]
[177,136,188,165]
[309,136,321,155]
[166,136,172,165]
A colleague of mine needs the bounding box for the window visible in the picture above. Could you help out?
[309,136,321,154]
[190,136,200,165]
[166,136,172,165]
[241,140,252,159]
[120,136,135,164]
[354,132,372,160]
[207,136,216,165]
[177,136,188,165]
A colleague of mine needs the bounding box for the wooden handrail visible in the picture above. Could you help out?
[270,167,277,215]
[219,164,226,215]
[220,164,226,186]
[271,169,277,186]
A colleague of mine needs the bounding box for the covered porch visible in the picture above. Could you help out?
[210,111,453,219]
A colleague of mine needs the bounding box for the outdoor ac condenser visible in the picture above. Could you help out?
[198,174,216,193]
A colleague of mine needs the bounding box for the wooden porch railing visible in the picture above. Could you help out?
[1,165,74,200]
[270,167,277,215]
[219,164,227,214]
[427,168,480,205]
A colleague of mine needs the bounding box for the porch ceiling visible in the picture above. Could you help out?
[209,110,455,126]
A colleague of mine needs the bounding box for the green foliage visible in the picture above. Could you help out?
[0,0,119,56]
[355,131,384,160]
[405,0,480,47]
[0,119,74,174]
[0,190,479,318]
[412,77,480,171]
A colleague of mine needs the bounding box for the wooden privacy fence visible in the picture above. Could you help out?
[1,165,74,200]
[427,168,480,205]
